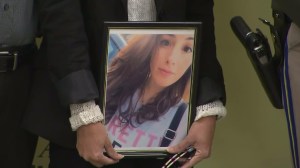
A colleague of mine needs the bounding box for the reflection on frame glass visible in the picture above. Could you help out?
[99,22,202,157]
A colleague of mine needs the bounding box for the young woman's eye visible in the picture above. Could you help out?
[183,46,193,53]
[160,40,170,46]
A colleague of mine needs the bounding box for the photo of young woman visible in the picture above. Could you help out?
[104,29,196,149]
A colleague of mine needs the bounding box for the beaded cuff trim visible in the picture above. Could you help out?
[69,101,103,131]
[195,100,227,121]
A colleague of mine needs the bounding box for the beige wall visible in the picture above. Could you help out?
[196,0,293,167]
[32,0,293,167]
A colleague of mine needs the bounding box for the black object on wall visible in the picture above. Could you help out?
[230,16,283,109]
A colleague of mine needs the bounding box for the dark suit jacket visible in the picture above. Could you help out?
[23,0,225,149]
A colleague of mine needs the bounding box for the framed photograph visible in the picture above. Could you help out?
[98,22,202,157]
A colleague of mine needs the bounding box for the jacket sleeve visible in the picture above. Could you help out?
[187,0,226,105]
[37,0,98,106]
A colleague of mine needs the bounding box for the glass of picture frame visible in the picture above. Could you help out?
[98,22,202,157]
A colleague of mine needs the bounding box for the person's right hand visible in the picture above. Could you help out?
[76,122,124,167]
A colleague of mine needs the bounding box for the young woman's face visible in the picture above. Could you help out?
[149,34,194,88]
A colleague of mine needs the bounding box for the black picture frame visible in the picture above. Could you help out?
[98,22,202,157]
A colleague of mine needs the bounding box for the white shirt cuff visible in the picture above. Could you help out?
[194,100,227,121]
[69,100,104,131]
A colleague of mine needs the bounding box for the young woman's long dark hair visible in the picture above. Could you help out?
[105,34,191,127]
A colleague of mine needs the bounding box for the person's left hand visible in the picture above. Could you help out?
[167,116,216,168]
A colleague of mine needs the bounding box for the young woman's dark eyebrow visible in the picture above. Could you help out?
[165,34,175,38]
[164,34,194,40]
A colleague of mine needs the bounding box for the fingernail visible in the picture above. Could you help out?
[118,154,125,159]
[166,147,173,152]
